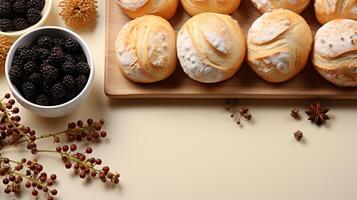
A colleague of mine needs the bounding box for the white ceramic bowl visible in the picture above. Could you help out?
[5,26,95,118]
[0,0,52,38]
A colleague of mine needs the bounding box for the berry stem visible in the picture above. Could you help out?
[37,149,101,173]
[17,130,67,144]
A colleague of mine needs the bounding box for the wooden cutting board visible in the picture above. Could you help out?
[105,0,357,99]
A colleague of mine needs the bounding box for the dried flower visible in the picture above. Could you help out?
[291,108,300,119]
[225,99,252,126]
[59,0,98,29]
[0,35,11,73]
[305,102,330,126]
[0,93,120,199]
[294,130,303,141]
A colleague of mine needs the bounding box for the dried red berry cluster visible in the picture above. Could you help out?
[0,157,58,200]
[55,144,119,183]
[65,119,107,142]
[0,93,120,199]
[0,94,38,153]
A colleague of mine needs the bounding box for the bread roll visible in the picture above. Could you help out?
[315,0,357,24]
[251,0,310,14]
[180,0,241,16]
[177,12,246,83]
[115,15,177,83]
[313,19,357,87]
[117,0,179,20]
[247,9,312,83]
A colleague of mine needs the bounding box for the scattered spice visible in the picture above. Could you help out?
[59,0,98,29]
[305,102,330,126]
[291,108,300,119]
[225,99,252,126]
[294,130,303,141]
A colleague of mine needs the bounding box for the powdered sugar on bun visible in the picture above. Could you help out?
[315,19,357,58]
[253,51,291,73]
[115,15,177,83]
[249,14,291,45]
[313,19,357,87]
[117,0,148,11]
[315,0,357,24]
[177,13,246,83]
[177,30,224,83]
[251,0,310,13]
[203,29,230,54]
[247,9,312,83]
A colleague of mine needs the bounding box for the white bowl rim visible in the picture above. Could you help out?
[5,26,95,110]
[0,0,53,37]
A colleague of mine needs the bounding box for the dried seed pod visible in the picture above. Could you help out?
[0,35,11,73]
[294,130,303,141]
[59,0,98,29]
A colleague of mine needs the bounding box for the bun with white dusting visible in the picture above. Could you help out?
[251,0,310,14]
[313,19,357,87]
[315,0,357,24]
[115,15,177,83]
[177,12,246,83]
[247,9,312,83]
[180,0,241,16]
[117,0,179,20]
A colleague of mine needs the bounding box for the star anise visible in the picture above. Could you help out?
[305,102,330,126]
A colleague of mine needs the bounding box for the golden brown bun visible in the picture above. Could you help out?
[247,9,312,83]
[251,0,310,14]
[313,19,357,87]
[115,15,177,83]
[180,0,241,16]
[315,0,357,24]
[117,0,179,20]
[177,12,246,83]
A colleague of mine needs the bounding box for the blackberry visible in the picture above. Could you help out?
[28,72,42,86]
[76,62,90,76]
[53,37,65,48]
[41,65,58,83]
[0,18,13,32]
[26,0,45,10]
[51,97,65,106]
[36,36,52,49]
[65,90,79,101]
[41,81,51,95]
[0,1,11,18]
[51,83,66,99]
[64,38,80,53]
[62,75,75,89]
[23,61,38,74]
[76,53,87,63]
[13,17,29,31]
[11,55,24,66]
[22,82,37,99]
[37,48,50,61]
[64,54,75,63]
[50,47,65,65]
[61,61,76,74]
[15,46,37,62]
[9,65,24,85]
[26,8,42,25]
[34,94,49,106]
[12,0,26,15]
[75,75,87,91]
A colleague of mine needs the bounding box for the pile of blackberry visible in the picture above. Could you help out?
[0,0,44,32]
[9,35,90,106]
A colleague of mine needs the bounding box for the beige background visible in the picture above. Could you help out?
[1,1,357,200]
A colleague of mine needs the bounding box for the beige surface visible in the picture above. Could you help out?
[1,1,357,200]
